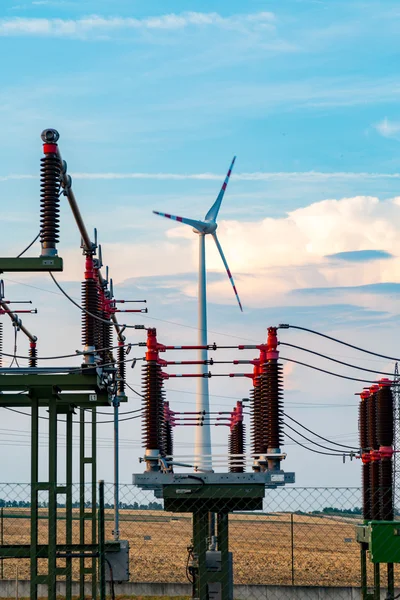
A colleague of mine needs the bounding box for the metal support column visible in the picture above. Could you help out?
[79,407,98,599]
[373,562,380,600]
[217,513,231,600]
[98,480,106,600]
[48,398,58,600]
[193,511,209,600]
[387,563,395,600]
[65,408,73,600]
[30,397,39,600]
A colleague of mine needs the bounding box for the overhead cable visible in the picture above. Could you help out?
[280,342,396,376]
[280,324,400,362]
[280,356,380,384]
[284,431,352,457]
[283,421,354,454]
[49,272,146,330]
[16,232,41,258]
[284,413,358,450]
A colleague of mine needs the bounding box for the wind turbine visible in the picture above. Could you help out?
[153,156,242,471]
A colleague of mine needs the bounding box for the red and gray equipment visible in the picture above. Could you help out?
[250,328,284,472]
[142,328,165,471]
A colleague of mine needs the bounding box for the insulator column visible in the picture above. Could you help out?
[376,379,394,521]
[163,401,174,460]
[229,401,245,473]
[142,328,164,471]
[81,256,99,365]
[359,390,371,521]
[251,358,263,469]
[29,341,37,368]
[263,327,283,471]
[117,341,126,398]
[367,385,380,520]
[40,129,61,257]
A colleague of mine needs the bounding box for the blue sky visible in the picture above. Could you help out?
[1,0,400,491]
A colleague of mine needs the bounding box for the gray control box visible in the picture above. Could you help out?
[105,539,130,582]
[206,551,233,600]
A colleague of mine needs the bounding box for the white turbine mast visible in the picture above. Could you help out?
[153,156,242,471]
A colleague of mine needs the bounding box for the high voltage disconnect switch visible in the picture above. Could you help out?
[134,327,294,600]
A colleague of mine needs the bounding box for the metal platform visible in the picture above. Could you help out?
[133,470,295,489]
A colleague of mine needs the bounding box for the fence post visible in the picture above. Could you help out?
[98,480,106,600]
[291,513,295,586]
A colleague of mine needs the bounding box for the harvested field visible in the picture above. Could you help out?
[0,509,397,587]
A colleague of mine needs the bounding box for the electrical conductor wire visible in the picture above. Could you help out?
[281,324,400,362]
[284,413,358,450]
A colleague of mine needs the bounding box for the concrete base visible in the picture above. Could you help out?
[0,580,396,599]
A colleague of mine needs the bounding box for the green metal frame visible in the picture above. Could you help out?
[0,256,63,272]
[0,372,125,600]
[162,482,266,600]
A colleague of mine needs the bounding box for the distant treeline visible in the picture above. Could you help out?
[0,500,163,510]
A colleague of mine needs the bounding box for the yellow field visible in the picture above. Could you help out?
[0,509,395,587]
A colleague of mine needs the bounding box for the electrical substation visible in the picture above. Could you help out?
[0,128,400,600]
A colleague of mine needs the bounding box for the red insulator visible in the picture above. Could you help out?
[81,279,99,347]
[262,361,283,449]
[359,392,370,520]
[370,460,380,520]
[362,463,371,521]
[40,134,61,252]
[142,361,164,451]
[117,342,126,395]
[29,341,37,368]
[229,401,245,473]
[376,385,393,448]
[251,360,263,457]
[359,393,369,451]
[367,391,378,451]
[380,459,393,521]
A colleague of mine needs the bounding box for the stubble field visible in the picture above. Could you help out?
[0,509,394,587]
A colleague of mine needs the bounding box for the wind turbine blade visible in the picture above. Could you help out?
[153,211,207,232]
[204,156,236,222]
[212,232,243,312]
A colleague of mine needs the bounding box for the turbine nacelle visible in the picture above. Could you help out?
[192,221,218,235]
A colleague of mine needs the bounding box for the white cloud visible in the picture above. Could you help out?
[375,117,400,139]
[145,195,400,313]
[0,11,275,39]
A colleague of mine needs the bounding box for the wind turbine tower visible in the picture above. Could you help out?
[153,157,242,471]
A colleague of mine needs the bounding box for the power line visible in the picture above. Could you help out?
[16,232,40,258]
[283,414,358,450]
[280,356,379,384]
[4,275,257,343]
[283,421,352,454]
[126,382,143,398]
[0,342,142,362]
[280,342,396,377]
[4,405,143,424]
[281,324,400,362]
[284,431,351,457]
[49,272,145,330]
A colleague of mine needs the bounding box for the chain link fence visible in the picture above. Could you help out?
[0,483,376,593]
